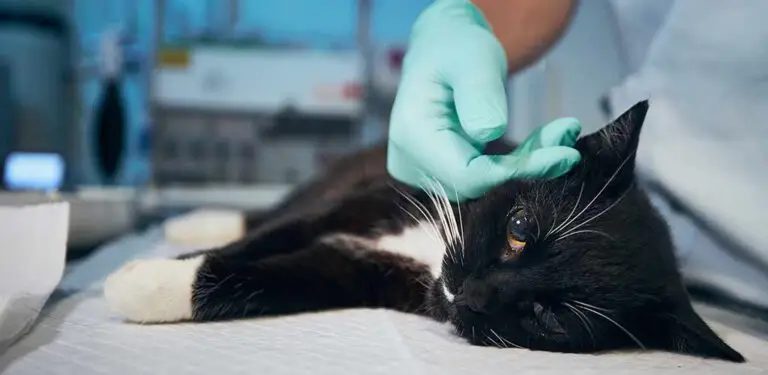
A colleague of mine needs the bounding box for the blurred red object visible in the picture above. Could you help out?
[342,82,363,99]
[388,48,405,70]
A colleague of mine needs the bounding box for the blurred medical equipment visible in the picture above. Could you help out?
[0,0,404,254]
[3,153,64,190]
[0,1,148,254]
[0,199,68,355]
[149,0,402,187]
[0,0,76,190]
[151,46,362,185]
[92,28,127,185]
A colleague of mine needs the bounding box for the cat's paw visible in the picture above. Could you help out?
[163,209,245,248]
[103,257,204,323]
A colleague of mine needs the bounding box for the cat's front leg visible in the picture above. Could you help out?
[104,236,433,324]
[103,257,203,323]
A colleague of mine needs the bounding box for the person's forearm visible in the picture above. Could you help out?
[473,0,577,73]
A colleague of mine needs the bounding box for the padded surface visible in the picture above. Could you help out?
[2,227,768,374]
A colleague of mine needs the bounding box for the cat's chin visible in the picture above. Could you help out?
[424,279,452,322]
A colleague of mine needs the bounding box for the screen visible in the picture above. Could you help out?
[4,152,65,191]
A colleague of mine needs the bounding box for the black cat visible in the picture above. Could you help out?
[104,100,745,362]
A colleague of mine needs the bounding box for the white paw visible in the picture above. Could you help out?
[163,209,245,248]
[103,257,204,323]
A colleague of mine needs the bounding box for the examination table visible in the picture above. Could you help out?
[1,216,768,374]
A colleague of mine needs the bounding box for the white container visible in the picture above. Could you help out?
[0,199,69,355]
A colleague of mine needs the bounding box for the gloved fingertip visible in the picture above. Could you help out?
[545,117,582,134]
[464,123,507,143]
[560,147,582,165]
[454,94,508,143]
[450,154,512,198]
[536,117,583,147]
[497,146,582,180]
[538,146,583,178]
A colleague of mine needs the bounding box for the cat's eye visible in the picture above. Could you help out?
[503,209,530,261]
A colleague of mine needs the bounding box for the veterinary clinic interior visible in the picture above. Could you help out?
[1,0,767,373]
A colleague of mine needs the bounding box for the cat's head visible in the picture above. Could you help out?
[431,100,745,362]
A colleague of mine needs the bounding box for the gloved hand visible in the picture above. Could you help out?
[387,0,582,201]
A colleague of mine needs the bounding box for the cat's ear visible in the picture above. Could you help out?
[573,100,649,191]
[658,301,745,362]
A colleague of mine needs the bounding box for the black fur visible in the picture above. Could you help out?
[175,101,744,362]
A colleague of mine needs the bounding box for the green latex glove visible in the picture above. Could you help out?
[387,0,582,201]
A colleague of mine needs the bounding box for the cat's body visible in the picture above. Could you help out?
[104,101,745,362]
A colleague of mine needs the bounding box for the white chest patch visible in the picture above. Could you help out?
[374,222,446,279]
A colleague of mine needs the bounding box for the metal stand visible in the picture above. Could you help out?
[356,0,381,147]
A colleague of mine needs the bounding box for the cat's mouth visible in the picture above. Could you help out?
[449,312,528,349]
[438,277,572,349]
[449,302,574,351]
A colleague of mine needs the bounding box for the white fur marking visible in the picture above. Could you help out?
[375,222,446,278]
[442,281,455,302]
[103,256,204,323]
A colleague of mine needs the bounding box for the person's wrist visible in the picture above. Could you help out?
[407,0,509,77]
[411,0,495,40]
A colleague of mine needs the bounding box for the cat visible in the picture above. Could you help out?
[104,100,745,362]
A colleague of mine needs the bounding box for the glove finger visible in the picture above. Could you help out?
[535,117,582,148]
[516,117,582,154]
[437,144,582,199]
[493,146,583,180]
[394,127,505,200]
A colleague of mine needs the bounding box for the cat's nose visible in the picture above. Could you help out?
[458,277,496,314]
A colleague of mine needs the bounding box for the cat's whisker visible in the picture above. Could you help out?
[425,188,459,262]
[390,184,433,227]
[451,182,466,260]
[532,211,542,241]
[548,182,584,238]
[559,183,634,238]
[552,154,633,236]
[433,179,465,262]
[420,180,452,243]
[549,178,570,234]
[571,301,646,349]
[394,201,424,228]
[490,328,523,349]
[438,183,461,250]
[485,332,504,348]
[415,276,433,290]
[391,187,444,245]
[436,181,461,247]
[429,179,458,243]
[390,185,450,260]
[422,177,464,265]
[570,300,612,313]
[562,302,595,347]
[490,331,506,348]
[421,183,444,225]
[422,183,458,263]
[555,229,614,242]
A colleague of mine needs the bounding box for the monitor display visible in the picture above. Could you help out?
[4,152,65,191]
